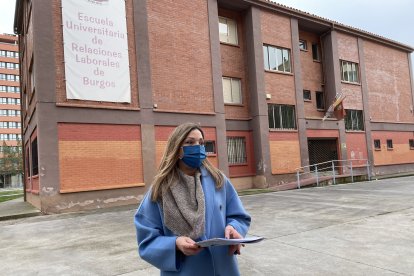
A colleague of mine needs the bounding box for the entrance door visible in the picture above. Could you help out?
[308,139,338,171]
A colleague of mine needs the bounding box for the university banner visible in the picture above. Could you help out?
[61,0,131,103]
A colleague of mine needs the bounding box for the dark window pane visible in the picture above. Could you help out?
[387,139,393,149]
[316,92,324,109]
[374,139,381,150]
[205,141,215,154]
[31,138,38,176]
[303,90,311,100]
[312,43,320,60]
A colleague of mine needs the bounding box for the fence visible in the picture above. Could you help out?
[295,159,371,189]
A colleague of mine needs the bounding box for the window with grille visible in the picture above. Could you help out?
[341,60,359,83]
[263,44,291,73]
[219,17,238,45]
[345,109,364,131]
[387,139,393,150]
[226,137,247,164]
[268,104,296,129]
[222,77,242,104]
[374,139,381,150]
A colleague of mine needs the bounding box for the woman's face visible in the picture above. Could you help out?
[179,129,204,157]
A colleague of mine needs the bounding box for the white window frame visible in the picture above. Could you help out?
[263,44,292,73]
[219,17,238,45]
[222,77,242,104]
[341,60,359,83]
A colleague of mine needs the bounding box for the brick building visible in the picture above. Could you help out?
[14,0,414,213]
[0,33,22,188]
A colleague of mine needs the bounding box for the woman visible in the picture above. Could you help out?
[134,123,251,275]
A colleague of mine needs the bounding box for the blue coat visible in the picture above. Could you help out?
[134,167,251,275]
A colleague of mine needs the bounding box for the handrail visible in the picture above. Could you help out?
[295,159,371,189]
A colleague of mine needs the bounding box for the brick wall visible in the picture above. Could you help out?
[147,0,214,114]
[371,131,414,166]
[337,33,364,110]
[269,131,301,174]
[261,10,295,105]
[219,8,250,120]
[299,30,324,118]
[58,123,144,193]
[346,132,368,166]
[364,41,414,123]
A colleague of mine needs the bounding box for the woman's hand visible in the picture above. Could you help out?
[225,225,245,256]
[176,236,203,256]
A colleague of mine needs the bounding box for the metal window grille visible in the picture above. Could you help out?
[226,137,247,164]
[345,110,364,131]
[268,104,296,129]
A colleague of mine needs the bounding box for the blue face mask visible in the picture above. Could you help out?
[181,145,206,168]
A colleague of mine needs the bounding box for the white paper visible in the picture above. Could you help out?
[196,236,264,247]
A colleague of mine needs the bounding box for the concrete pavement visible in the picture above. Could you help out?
[0,197,41,221]
[1,176,413,275]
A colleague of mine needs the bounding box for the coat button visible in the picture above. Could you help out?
[219,205,222,210]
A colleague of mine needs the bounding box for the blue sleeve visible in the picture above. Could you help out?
[134,193,181,272]
[224,179,251,237]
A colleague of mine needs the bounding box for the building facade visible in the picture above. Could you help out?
[0,33,22,188]
[14,0,414,213]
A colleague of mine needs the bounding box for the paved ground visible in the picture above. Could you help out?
[1,176,414,275]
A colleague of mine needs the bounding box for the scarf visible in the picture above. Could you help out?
[161,170,205,240]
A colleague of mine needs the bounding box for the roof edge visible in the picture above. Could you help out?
[245,0,414,53]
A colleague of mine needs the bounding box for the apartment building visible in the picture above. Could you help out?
[0,33,22,188]
[14,0,414,213]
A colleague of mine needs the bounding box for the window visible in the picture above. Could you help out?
[222,77,242,104]
[316,91,325,110]
[268,104,296,129]
[227,137,247,164]
[31,138,39,175]
[299,39,307,50]
[219,17,238,45]
[0,62,5,68]
[303,90,311,101]
[312,43,320,61]
[0,86,6,92]
[341,60,359,83]
[387,139,393,150]
[205,141,216,155]
[263,45,291,73]
[409,139,414,149]
[345,109,364,131]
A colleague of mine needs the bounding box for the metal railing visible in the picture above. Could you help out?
[295,159,371,189]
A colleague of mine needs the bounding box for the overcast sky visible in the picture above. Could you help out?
[0,0,412,59]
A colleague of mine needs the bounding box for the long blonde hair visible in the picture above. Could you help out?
[150,123,224,202]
